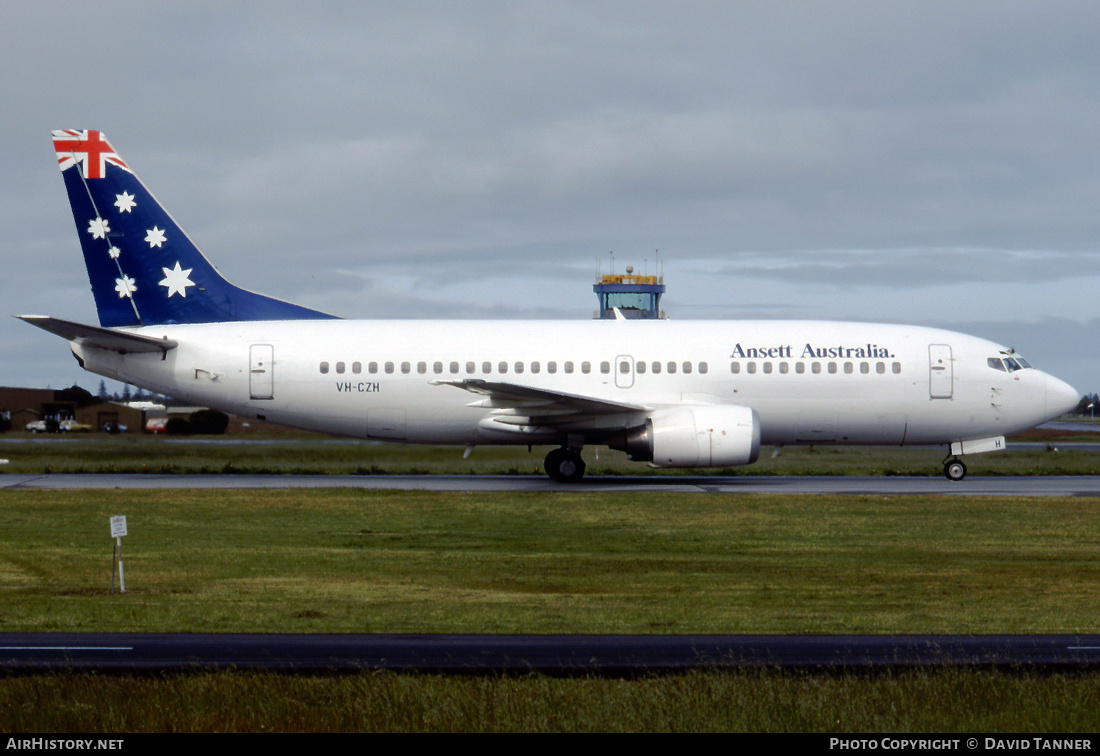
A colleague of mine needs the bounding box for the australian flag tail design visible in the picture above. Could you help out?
[52,129,337,327]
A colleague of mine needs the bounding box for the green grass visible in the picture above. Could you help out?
[0,489,1096,634]
[2,487,1098,732]
[2,669,1098,732]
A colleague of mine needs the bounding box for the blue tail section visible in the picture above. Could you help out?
[52,130,337,327]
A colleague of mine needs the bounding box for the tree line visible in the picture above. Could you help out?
[1072,393,1100,418]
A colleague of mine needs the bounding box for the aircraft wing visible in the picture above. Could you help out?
[16,315,178,354]
[431,378,648,426]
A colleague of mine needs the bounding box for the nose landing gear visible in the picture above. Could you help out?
[545,447,586,483]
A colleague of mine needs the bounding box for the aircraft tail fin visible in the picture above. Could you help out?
[51,129,337,327]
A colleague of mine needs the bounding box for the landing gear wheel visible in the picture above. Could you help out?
[944,459,967,481]
[545,447,586,483]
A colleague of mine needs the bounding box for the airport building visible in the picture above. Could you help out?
[593,266,666,320]
[0,386,145,433]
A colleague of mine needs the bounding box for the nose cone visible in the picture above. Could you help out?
[1045,374,1080,419]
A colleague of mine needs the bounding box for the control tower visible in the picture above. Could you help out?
[593,265,666,319]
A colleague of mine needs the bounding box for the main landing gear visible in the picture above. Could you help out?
[545,446,586,483]
[943,456,967,481]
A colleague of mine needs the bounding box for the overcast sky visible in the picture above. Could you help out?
[2,1,1098,396]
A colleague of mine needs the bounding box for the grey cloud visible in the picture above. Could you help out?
[708,249,1100,288]
[3,1,1100,395]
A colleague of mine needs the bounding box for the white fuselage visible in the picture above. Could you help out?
[72,318,1077,452]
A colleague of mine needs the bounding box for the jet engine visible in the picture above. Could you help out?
[609,405,761,468]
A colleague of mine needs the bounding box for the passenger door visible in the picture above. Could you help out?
[928,344,953,399]
[249,344,274,400]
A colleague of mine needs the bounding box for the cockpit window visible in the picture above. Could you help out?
[988,355,1033,372]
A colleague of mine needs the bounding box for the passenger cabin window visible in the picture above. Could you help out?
[498,361,508,374]
[601,361,611,374]
[482,361,492,374]
[319,361,330,374]
[369,362,378,374]
[581,362,591,374]
[401,362,411,374]
[726,359,902,377]
[417,361,427,374]
[352,362,362,374]
[564,361,574,374]
[385,362,394,374]
[636,361,646,374]
[336,362,345,374]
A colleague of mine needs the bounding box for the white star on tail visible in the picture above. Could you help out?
[159,261,195,298]
[87,217,110,239]
[145,226,167,248]
[114,192,136,213]
[115,275,137,299]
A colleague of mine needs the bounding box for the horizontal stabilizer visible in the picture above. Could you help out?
[16,315,177,354]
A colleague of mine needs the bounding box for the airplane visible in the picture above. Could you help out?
[20,129,1080,482]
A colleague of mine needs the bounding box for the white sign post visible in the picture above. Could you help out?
[110,515,127,594]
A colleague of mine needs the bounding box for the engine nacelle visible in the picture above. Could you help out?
[609,405,761,468]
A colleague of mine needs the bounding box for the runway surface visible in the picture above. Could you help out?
[4,472,1100,495]
[2,633,1098,672]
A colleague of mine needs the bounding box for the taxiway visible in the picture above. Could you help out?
[2,633,1098,672]
[4,473,1100,495]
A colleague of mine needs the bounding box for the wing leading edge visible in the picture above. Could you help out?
[431,378,648,428]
